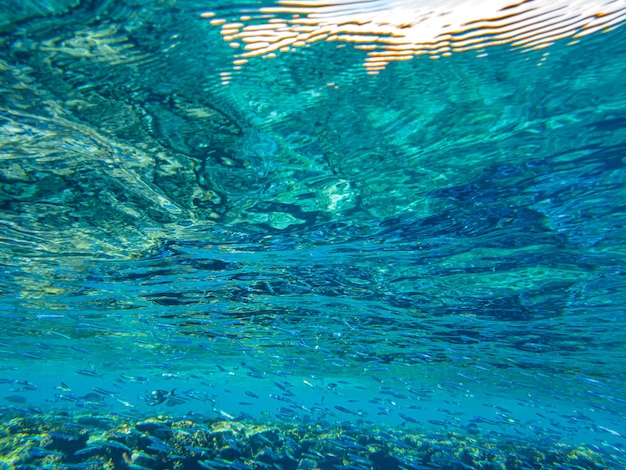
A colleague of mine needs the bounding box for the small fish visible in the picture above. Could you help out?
[428,419,447,426]
[28,447,64,458]
[146,441,176,454]
[102,439,132,452]
[216,409,235,420]
[79,392,105,404]
[56,382,72,392]
[348,453,374,466]
[274,382,295,396]
[4,395,26,403]
[268,393,291,402]
[92,386,116,396]
[398,412,418,423]
[55,393,79,402]
[47,330,71,340]
[334,405,356,415]
[13,380,38,390]
[76,364,102,378]
[73,447,102,457]
[144,389,176,406]
[597,426,624,437]
[120,373,149,383]
[247,371,265,379]
[471,416,498,425]
[241,363,266,379]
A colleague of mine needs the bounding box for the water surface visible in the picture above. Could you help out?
[1,0,626,468]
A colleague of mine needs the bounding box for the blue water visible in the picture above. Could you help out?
[1,0,626,468]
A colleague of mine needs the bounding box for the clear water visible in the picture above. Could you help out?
[1,0,626,468]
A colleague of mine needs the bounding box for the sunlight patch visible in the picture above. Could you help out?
[204,0,626,75]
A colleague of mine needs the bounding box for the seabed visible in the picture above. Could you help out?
[0,407,619,470]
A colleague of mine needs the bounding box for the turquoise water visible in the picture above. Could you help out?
[1,0,626,468]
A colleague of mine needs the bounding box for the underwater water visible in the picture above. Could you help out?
[1,0,626,468]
